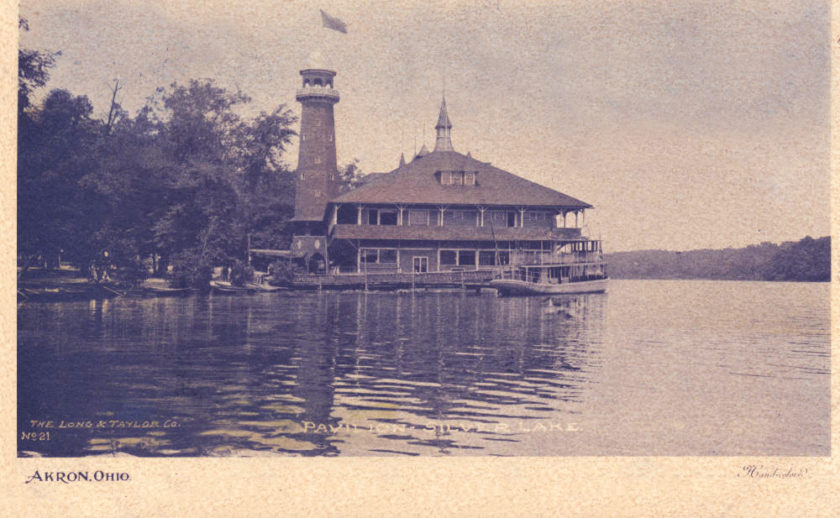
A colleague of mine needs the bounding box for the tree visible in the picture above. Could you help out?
[17,22,301,283]
[337,158,366,192]
[18,89,105,268]
[18,18,59,116]
[240,108,298,250]
[141,80,299,279]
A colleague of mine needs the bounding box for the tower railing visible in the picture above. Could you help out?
[296,88,340,101]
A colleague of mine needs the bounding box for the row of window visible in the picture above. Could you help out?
[360,248,511,266]
[439,170,476,186]
[358,209,553,227]
[360,248,398,264]
[440,250,509,266]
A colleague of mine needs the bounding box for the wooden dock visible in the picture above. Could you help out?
[288,270,496,291]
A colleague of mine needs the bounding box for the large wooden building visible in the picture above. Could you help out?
[289,67,597,276]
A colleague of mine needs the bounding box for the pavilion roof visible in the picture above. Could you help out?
[330,150,591,209]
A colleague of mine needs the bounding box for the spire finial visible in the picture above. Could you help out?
[434,96,454,152]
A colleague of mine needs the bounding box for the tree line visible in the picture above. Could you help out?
[17,20,361,287]
[606,236,830,282]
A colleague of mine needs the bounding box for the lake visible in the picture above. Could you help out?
[17,279,830,457]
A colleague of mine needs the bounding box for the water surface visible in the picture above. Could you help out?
[17,279,830,456]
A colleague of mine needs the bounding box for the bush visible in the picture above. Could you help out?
[229,259,254,287]
[170,251,213,291]
[268,260,303,285]
[113,257,148,288]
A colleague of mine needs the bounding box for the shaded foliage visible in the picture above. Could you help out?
[269,259,305,285]
[229,259,255,287]
[17,24,299,287]
[18,18,59,115]
[337,158,366,192]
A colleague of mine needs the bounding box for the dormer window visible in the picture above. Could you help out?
[438,170,477,186]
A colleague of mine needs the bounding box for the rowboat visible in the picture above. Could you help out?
[211,281,255,294]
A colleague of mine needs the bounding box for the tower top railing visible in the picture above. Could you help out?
[296,87,340,102]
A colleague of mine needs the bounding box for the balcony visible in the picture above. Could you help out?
[330,223,583,241]
[296,87,340,102]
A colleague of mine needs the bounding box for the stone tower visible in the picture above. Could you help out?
[293,68,341,225]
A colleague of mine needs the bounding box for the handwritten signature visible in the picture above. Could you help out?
[738,465,807,479]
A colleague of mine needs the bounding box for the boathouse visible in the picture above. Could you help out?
[286,66,598,279]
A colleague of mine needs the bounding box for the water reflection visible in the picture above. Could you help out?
[18,291,605,456]
[20,281,829,456]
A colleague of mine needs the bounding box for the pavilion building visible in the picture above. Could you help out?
[287,66,597,276]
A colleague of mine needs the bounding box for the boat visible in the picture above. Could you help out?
[490,239,608,296]
[211,281,256,294]
[17,283,126,301]
[245,282,283,292]
[142,286,194,297]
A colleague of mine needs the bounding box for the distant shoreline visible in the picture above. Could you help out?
[605,236,830,283]
[606,276,829,283]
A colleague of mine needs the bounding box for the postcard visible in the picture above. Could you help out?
[3,0,838,515]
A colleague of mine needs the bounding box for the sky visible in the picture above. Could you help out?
[17,0,831,251]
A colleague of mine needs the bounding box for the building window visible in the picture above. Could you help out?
[361,248,397,264]
[379,210,398,226]
[379,249,397,263]
[336,205,357,224]
[408,209,429,226]
[368,209,378,225]
[361,249,378,263]
[452,171,463,185]
[413,257,428,273]
[444,210,478,226]
[440,171,451,185]
[507,212,517,227]
[440,250,457,265]
[479,251,496,266]
[458,250,476,266]
[465,171,475,185]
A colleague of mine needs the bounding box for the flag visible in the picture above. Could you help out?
[320,9,347,33]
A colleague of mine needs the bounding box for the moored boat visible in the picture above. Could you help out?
[491,275,607,295]
[246,282,282,292]
[142,286,194,297]
[211,281,256,294]
[490,239,608,296]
